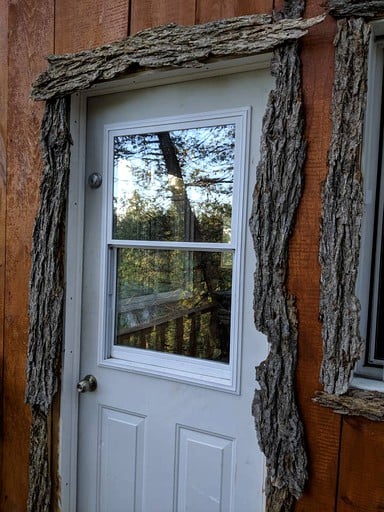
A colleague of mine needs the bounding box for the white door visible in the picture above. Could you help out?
[73,65,272,512]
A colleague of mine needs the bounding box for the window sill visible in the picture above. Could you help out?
[351,376,384,392]
[313,386,384,422]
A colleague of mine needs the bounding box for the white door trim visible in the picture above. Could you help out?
[59,55,272,511]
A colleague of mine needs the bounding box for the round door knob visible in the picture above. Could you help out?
[77,374,97,393]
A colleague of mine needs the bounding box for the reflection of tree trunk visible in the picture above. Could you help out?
[157,132,220,343]
[157,131,216,272]
[157,131,195,241]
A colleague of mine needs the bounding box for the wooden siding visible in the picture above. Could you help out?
[292,4,340,510]
[55,0,130,53]
[2,1,54,510]
[0,0,7,504]
[0,0,383,510]
[337,418,384,510]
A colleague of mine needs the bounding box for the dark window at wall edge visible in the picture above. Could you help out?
[364,45,384,369]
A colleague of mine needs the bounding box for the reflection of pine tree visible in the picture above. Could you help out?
[113,124,234,242]
[113,125,234,361]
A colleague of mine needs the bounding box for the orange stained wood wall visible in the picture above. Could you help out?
[0,0,383,511]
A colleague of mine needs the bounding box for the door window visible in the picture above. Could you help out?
[103,110,250,390]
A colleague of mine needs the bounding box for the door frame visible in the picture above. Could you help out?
[59,54,271,511]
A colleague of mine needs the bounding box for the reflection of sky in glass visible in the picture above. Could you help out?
[112,125,235,243]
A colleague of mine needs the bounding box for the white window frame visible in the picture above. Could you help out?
[98,109,250,393]
[355,20,384,387]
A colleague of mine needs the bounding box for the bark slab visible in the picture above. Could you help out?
[250,36,307,512]
[26,96,71,512]
[319,18,370,395]
[328,0,384,17]
[31,14,324,101]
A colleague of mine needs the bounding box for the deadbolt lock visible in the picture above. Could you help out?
[77,374,97,393]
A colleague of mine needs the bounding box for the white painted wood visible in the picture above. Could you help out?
[59,92,87,512]
[65,63,272,511]
[85,55,272,98]
[97,408,145,512]
[175,426,234,512]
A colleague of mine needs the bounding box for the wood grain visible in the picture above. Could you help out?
[130,0,196,34]
[337,417,384,511]
[55,0,129,53]
[2,1,54,510]
[196,0,273,23]
[287,6,342,511]
[0,0,8,502]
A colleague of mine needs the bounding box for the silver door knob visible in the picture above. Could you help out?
[77,374,97,393]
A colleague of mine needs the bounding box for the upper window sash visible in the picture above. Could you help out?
[105,109,250,249]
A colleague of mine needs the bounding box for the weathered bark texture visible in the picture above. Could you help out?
[319,18,370,396]
[26,97,71,512]
[328,0,384,17]
[31,14,324,101]
[249,11,307,511]
[27,409,50,512]
[314,389,384,421]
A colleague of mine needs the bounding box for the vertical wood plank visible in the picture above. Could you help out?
[337,417,384,511]
[2,1,54,510]
[196,0,273,23]
[130,0,196,35]
[0,0,8,502]
[288,3,340,511]
[55,0,130,54]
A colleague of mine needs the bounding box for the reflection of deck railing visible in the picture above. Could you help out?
[116,300,230,362]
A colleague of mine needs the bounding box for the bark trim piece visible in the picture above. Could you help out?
[319,18,370,396]
[250,40,307,511]
[31,14,324,101]
[328,0,384,18]
[27,409,50,512]
[26,97,71,512]
[314,389,384,421]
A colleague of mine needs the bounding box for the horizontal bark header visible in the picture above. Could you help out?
[328,0,384,18]
[31,14,325,101]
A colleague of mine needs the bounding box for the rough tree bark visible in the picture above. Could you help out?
[314,389,384,421]
[249,1,307,510]
[26,97,71,512]
[31,14,324,101]
[319,18,370,395]
[328,0,384,17]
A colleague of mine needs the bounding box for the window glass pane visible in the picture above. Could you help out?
[372,210,384,362]
[114,248,232,363]
[112,124,235,243]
